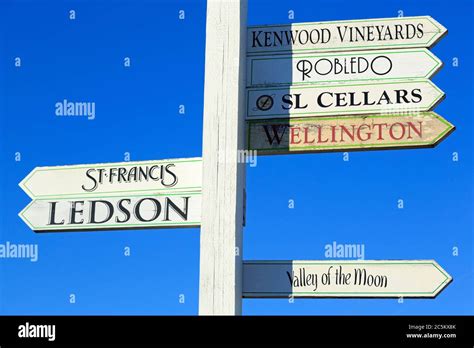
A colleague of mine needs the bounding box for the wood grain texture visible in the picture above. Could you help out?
[199,0,247,315]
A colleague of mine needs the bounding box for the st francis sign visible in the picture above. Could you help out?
[19,158,202,199]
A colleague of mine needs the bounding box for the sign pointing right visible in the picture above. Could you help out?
[243,260,452,298]
[247,48,442,87]
[246,79,444,120]
[247,16,447,55]
[247,112,454,155]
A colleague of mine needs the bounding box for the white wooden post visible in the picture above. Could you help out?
[199,0,248,315]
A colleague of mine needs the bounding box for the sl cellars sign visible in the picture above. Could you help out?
[246,79,444,119]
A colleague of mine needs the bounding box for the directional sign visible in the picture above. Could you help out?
[247,112,454,155]
[247,79,444,120]
[19,158,202,199]
[243,260,452,298]
[19,191,201,232]
[247,49,442,87]
[247,16,447,55]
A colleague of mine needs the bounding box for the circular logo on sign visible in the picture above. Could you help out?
[256,95,274,111]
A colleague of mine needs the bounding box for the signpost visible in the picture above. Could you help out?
[243,260,452,298]
[247,49,442,87]
[198,0,247,315]
[17,13,455,316]
[19,158,202,199]
[247,112,454,154]
[247,79,444,119]
[247,16,447,55]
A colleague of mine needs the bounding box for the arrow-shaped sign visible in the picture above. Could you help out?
[19,157,202,199]
[247,79,444,120]
[247,49,442,87]
[19,191,202,232]
[247,16,447,55]
[243,260,452,298]
[247,112,454,155]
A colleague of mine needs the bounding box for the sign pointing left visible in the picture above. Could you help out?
[19,158,202,199]
[19,191,202,232]
[19,158,203,232]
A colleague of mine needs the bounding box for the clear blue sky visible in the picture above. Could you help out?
[0,0,472,315]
